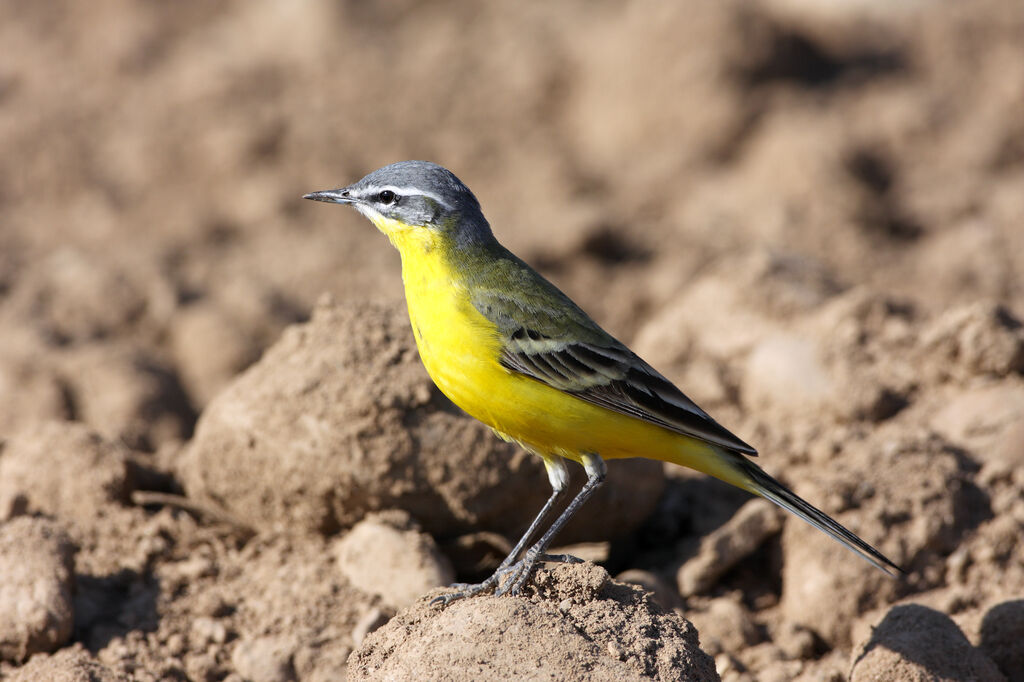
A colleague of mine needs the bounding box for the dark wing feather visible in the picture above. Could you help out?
[500,328,757,456]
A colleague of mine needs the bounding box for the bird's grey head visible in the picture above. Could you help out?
[304,161,493,246]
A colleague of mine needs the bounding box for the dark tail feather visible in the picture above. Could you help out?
[735,456,904,576]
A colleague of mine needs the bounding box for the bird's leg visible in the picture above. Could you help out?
[496,453,606,597]
[439,485,564,597]
[495,456,570,570]
[431,455,569,606]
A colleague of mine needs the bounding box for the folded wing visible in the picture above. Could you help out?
[499,326,757,456]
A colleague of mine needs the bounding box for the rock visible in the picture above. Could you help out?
[334,511,454,608]
[677,499,783,596]
[0,421,133,522]
[0,517,76,662]
[349,563,719,681]
[230,635,296,682]
[6,644,129,681]
[978,599,1024,682]
[850,604,1005,681]
[180,298,664,542]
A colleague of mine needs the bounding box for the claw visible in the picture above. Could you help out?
[430,569,506,607]
[430,580,493,606]
[430,590,473,607]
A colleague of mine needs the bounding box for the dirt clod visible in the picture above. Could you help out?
[333,510,454,609]
[851,604,1005,681]
[781,434,981,646]
[977,600,1024,682]
[7,644,129,682]
[349,563,720,681]
[678,499,783,597]
[688,596,762,656]
[0,421,133,523]
[230,635,297,682]
[0,517,76,662]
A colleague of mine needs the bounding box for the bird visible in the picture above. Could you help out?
[304,161,901,603]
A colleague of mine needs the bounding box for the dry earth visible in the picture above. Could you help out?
[1,0,1022,680]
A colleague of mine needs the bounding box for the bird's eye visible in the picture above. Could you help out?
[378,190,397,205]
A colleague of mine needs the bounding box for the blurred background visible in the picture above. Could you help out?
[1,0,1022,680]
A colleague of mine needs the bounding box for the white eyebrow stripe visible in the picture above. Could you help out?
[359,185,453,210]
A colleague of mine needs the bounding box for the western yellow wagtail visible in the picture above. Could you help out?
[305,161,901,603]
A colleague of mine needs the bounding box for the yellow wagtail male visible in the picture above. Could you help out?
[305,161,901,603]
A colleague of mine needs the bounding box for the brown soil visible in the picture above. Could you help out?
[1,0,1022,680]
[349,563,718,682]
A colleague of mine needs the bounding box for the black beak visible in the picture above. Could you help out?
[303,188,355,204]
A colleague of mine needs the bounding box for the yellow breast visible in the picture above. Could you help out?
[384,222,507,426]
[406,273,499,409]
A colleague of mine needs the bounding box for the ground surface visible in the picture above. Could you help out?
[1,0,1023,680]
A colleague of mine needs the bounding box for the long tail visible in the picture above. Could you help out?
[730,453,903,576]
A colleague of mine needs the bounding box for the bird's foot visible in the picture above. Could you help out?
[494,551,583,597]
[431,553,584,606]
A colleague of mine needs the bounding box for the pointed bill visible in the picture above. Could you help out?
[303,188,356,204]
